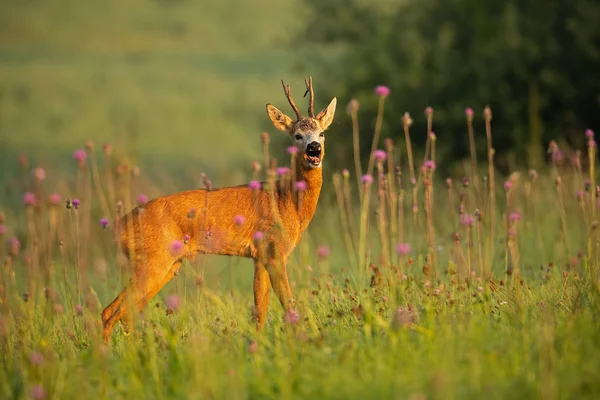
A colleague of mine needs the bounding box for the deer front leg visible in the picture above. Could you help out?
[253,260,271,331]
[265,257,294,312]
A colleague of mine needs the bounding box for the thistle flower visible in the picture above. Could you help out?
[465,107,474,118]
[396,243,411,256]
[23,192,36,206]
[317,245,330,259]
[72,198,80,209]
[509,212,521,223]
[48,193,61,205]
[295,180,307,192]
[423,160,436,170]
[29,384,46,400]
[374,149,387,162]
[73,149,87,163]
[9,236,20,256]
[287,146,298,155]
[30,351,44,366]
[375,85,390,97]
[248,180,261,190]
[166,294,180,312]
[234,215,245,226]
[577,190,584,200]
[424,106,433,116]
[276,167,290,176]
[137,194,148,206]
[504,181,512,191]
[183,234,190,244]
[100,217,109,229]
[284,308,300,325]
[169,240,183,257]
[361,174,373,184]
[460,214,475,227]
[586,129,594,139]
[253,231,264,241]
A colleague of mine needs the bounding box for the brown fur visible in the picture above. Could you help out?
[101,79,336,342]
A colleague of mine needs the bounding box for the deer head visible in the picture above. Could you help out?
[266,78,337,170]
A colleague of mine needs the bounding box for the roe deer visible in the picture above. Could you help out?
[101,78,337,341]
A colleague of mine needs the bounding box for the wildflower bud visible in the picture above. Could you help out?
[346,99,360,114]
[103,143,113,156]
[446,178,453,189]
[555,176,562,186]
[384,138,393,151]
[19,154,29,168]
[585,179,592,192]
[529,169,538,182]
[402,112,413,127]
[85,139,94,153]
[32,168,46,182]
[251,161,261,172]
[261,132,270,144]
[374,150,387,162]
[361,174,373,185]
[483,106,492,121]
[342,169,350,179]
[425,106,433,117]
[72,198,80,209]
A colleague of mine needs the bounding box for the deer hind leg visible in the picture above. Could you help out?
[102,253,179,342]
[253,260,272,331]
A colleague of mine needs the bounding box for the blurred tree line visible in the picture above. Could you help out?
[294,0,600,172]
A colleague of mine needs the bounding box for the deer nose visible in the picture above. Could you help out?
[306,142,321,154]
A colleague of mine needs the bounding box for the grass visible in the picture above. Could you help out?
[1,97,600,399]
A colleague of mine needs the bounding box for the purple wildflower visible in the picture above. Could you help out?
[30,351,44,366]
[73,149,87,163]
[375,85,390,97]
[166,294,180,311]
[100,217,109,229]
[169,240,184,257]
[48,193,61,205]
[425,106,433,116]
[317,245,330,259]
[465,107,474,118]
[509,212,521,223]
[284,308,301,325]
[460,214,475,227]
[374,149,387,162]
[362,174,373,184]
[287,146,298,155]
[276,167,290,176]
[586,129,594,139]
[396,243,411,257]
[234,215,245,226]
[72,198,80,209]
[424,160,436,170]
[30,384,46,400]
[577,190,584,200]
[504,181,512,191]
[137,194,148,206]
[248,180,261,190]
[253,231,264,241]
[23,192,36,206]
[295,180,307,192]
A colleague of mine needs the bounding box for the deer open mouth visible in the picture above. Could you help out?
[305,150,321,167]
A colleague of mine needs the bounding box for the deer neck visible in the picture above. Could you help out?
[295,164,323,230]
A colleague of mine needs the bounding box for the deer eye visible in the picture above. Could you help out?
[319,132,325,137]
[295,134,302,141]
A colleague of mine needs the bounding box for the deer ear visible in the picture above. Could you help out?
[316,97,337,131]
[266,104,293,133]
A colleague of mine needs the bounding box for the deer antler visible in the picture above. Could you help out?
[303,77,314,118]
[281,80,302,121]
